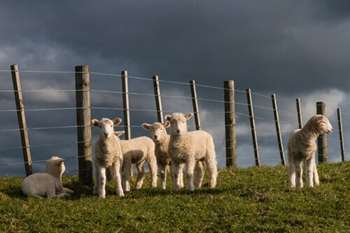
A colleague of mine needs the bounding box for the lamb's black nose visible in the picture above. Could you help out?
[177,130,180,134]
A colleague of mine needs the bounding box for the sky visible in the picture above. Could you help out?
[1,0,350,175]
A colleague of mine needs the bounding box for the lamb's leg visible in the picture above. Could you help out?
[98,166,107,198]
[159,163,167,190]
[122,159,131,192]
[312,155,320,186]
[135,161,145,190]
[295,160,304,188]
[289,162,296,188]
[305,158,314,188]
[147,158,158,188]
[114,162,124,197]
[171,162,181,191]
[178,163,185,189]
[186,157,196,191]
[194,161,205,188]
[206,158,218,188]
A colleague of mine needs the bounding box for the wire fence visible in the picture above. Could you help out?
[0,67,347,177]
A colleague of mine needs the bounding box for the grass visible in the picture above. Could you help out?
[1,162,350,233]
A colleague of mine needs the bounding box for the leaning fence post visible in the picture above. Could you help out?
[246,88,260,167]
[153,75,164,123]
[296,98,303,129]
[317,101,328,163]
[121,70,131,140]
[271,94,286,166]
[11,64,32,176]
[224,80,236,167]
[190,80,201,130]
[75,65,93,185]
[337,107,345,162]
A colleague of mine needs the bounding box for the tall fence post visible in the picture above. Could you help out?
[190,80,201,130]
[10,64,32,176]
[317,101,328,163]
[121,70,131,140]
[224,80,236,167]
[337,107,345,162]
[246,88,260,167]
[296,98,303,129]
[75,65,93,185]
[153,75,164,123]
[271,94,285,166]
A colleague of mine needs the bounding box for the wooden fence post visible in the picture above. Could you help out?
[153,75,164,123]
[317,101,328,163]
[75,65,93,185]
[271,94,285,166]
[190,80,201,130]
[337,107,345,162]
[224,80,236,167]
[121,70,131,140]
[246,88,260,167]
[296,98,303,129]
[10,64,32,176]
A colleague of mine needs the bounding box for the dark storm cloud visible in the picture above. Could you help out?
[1,0,350,92]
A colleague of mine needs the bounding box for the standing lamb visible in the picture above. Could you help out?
[288,114,333,188]
[21,156,73,198]
[142,122,205,190]
[92,117,124,198]
[118,134,158,192]
[165,112,218,191]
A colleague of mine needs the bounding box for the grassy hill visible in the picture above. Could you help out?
[1,162,350,233]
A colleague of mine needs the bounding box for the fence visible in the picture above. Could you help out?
[0,64,347,185]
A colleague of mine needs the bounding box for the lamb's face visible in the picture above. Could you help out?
[92,117,122,138]
[142,122,169,143]
[46,156,65,177]
[165,112,193,136]
[314,115,333,134]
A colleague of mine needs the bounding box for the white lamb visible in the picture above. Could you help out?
[288,114,333,188]
[92,117,124,198]
[142,122,205,190]
[118,134,158,192]
[165,112,218,191]
[21,156,73,198]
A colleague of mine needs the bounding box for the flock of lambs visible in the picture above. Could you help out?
[21,112,333,198]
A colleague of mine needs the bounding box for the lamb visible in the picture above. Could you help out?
[142,121,205,190]
[141,122,176,190]
[92,117,124,198]
[118,134,158,192]
[21,156,73,198]
[165,112,218,191]
[288,114,333,188]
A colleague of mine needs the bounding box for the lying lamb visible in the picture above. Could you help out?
[288,114,333,188]
[142,122,205,190]
[21,156,73,198]
[118,133,158,192]
[92,117,124,198]
[165,112,218,191]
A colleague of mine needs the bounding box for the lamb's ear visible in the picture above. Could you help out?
[165,115,172,121]
[185,113,193,120]
[112,117,122,126]
[91,119,100,127]
[57,160,64,167]
[114,130,125,137]
[163,121,170,128]
[141,123,152,130]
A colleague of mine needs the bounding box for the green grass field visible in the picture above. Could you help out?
[1,162,350,233]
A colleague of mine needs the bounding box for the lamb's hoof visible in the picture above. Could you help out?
[118,192,125,197]
[98,195,106,199]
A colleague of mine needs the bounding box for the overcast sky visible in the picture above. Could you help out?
[1,0,350,176]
